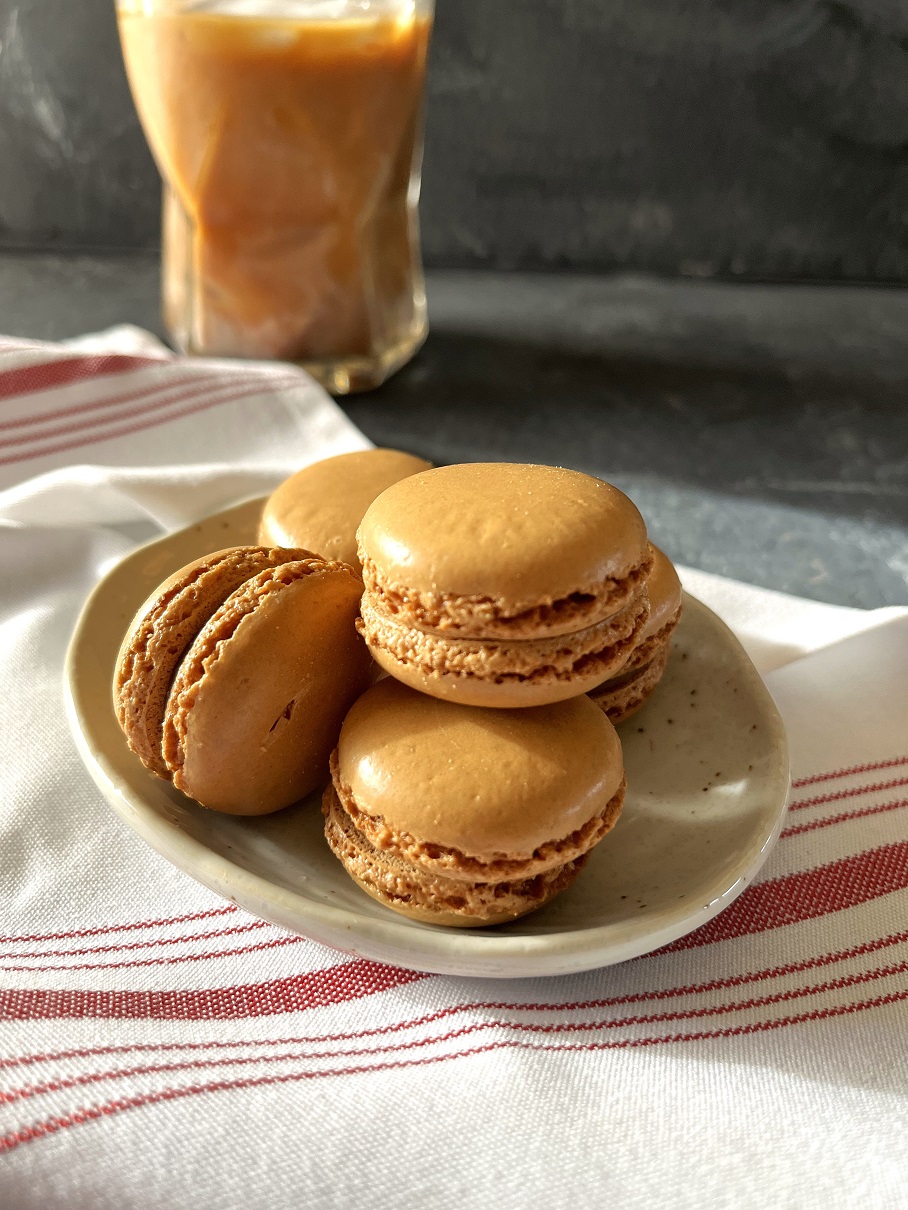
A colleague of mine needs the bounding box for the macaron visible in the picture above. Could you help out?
[114,546,372,814]
[588,545,683,723]
[114,546,300,778]
[258,448,432,567]
[356,462,652,707]
[323,678,626,927]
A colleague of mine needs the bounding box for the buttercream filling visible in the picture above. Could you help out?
[357,592,649,686]
[358,548,654,640]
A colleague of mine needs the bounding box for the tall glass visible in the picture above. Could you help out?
[117,0,433,393]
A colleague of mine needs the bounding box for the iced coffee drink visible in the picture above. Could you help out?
[117,1,432,392]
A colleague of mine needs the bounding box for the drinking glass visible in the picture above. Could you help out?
[117,0,433,393]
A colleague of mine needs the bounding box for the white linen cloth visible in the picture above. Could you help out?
[0,330,906,1209]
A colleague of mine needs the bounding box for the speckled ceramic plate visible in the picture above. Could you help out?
[65,496,789,979]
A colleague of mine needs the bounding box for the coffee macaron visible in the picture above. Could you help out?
[323,678,626,926]
[356,462,653,707]
[589,545,683,723]
[259,448,432,567]
[114,546,372,814]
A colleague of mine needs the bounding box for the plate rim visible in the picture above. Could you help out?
[65,503,791,979]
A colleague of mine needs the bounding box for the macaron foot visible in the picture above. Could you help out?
[345,862,589,929]
[323,785,597,927]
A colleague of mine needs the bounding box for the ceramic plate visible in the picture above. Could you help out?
[65,497,789,979]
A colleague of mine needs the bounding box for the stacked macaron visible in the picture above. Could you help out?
[320,461,683,926]
[355,462,654,707]
[588,546,683,723]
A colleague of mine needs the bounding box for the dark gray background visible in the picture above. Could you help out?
[1,0,907,279]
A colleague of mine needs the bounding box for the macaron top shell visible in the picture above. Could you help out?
[641,545,683,640]
[163,559,372,815]
[335,678,624,860]
[259,448,432,566]
[358,462,649,610]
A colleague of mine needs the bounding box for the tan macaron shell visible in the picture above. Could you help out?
[113,546,307,777]
[358,462,651,638]
[589,547,683,723]
[589,643,671,724]
[163,559,372,815]
[330,754,625,884]
[335,679,624,860]
[636,546,683,645]
[357,591,648,708]
[259,448,431,566]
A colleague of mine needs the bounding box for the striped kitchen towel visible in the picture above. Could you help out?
[1,330,907,1210]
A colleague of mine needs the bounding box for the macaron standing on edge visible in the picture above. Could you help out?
[589,545,683,723]
[323,678,627,927]
[356,462,653,707]
[259,448,432,568]
[114,546,373,815]
[115,546,303,779]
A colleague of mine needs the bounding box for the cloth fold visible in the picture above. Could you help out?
[1,331,906,1209]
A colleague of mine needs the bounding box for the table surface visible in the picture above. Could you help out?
[1,250,906,609]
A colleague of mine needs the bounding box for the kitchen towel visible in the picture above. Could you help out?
[1,331,906,1210]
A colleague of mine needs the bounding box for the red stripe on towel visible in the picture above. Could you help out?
[0,354,167,400]
[2,988,906,1156]
[0,960,426,1021]
[664,841,908,951]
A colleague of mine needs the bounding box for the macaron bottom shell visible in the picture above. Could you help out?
[323,785,600,927]
[588,607,682,724]
[345,867,587,929]
[589,644,670,724]
[362,648,629,708]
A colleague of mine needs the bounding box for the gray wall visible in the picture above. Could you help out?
[1,0,907,279]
